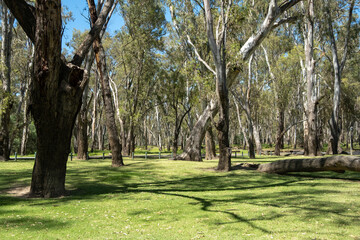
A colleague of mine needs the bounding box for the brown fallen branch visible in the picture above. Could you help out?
[257,156,360,174]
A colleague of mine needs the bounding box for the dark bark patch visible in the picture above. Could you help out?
[69,66,84,87]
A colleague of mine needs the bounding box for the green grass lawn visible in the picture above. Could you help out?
[1,156,360,239]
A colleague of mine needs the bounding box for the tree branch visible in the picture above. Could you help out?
[71,0,114,66]
[240,0,303,61]
[340,0,355,72]
[4,0,36,42]
[187,35,216,75]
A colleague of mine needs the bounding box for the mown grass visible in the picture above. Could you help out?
[1,156,360,239]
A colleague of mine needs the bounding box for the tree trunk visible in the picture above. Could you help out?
[176,99,217,161]
[247,118,256,159]
[304,0,318,156]
[88,0,123,167]
[143,118,148,150]
[20,83,30,156]
[253,124,262,155]
[258,156,360,174]
[90,73,99,152]
[203,0,231,171]
[77,52,94,159]
[26,0,96,197]
[325,0,354,155]
[5,0,115,197]
[20,44,34,156]
[275,109,285,155]
[126,125,135,156]
[0,3,14,161]
[216,85,231,171]
[172,130,178,158]
[205,125,216,160]
[233,96,249,150]
[155,106,162,151]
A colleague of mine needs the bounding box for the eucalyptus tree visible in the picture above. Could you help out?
[0,1,14,161]
[261,34,301,155]
[322,0,356,154]
[173,0,303,168]
[9,26,35,156]
[88,0,124,166]
[4,0,115,197]
[301,0,319,156]
[109,0,166,155]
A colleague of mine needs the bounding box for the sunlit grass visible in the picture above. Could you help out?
[1,156,360,239]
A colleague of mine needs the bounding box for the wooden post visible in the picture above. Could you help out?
[15,152,17,161]
[159,152,161,159]
[70,152,73,161]
[132,152,134,160]
[102,152,105,160]
[145,152,147,159]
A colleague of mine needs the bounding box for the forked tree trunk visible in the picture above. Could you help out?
[176,99,217,161]
[173,0,302,163]
[258,156,360,174]
[28,1,91,197]
[4,0,115,197]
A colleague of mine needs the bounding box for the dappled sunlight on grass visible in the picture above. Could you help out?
[1,157,360,239]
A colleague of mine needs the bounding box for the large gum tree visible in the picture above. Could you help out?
[4,0,115,197]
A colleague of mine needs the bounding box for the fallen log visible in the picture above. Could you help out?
[257,156,360,174]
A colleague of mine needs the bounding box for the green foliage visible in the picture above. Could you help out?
[1,157,360,239]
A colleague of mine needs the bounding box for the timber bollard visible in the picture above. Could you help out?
[145,152,147,159]
[15,152,17,161]
[34,152,37,159]
[242,152,243,158]
[102,152,105,160]
[159,152,161,159]
[86,152,89,160]
[70,152,73,161]
[132,152,134,159]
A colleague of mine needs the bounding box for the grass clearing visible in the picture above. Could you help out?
[1,156,360,239]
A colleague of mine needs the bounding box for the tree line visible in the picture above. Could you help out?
[0,0,359,197]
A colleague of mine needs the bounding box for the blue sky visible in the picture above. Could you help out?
[61,0,123,51]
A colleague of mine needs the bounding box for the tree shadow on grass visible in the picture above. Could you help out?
[0,196,69,232]
[2,160,360,236]
[29,172,360,233]
[285,172,360,182]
